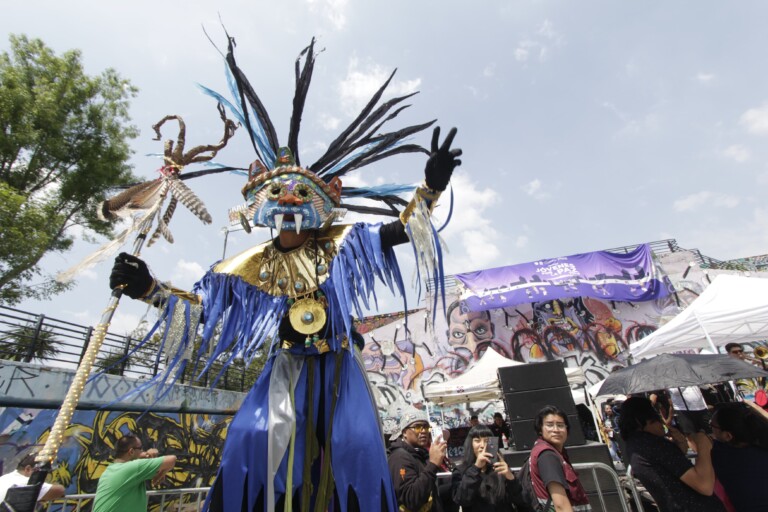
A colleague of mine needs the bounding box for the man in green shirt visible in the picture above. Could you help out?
[93,434,176,512]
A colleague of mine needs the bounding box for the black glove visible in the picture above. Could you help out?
[424,126,462,191]
[109,252,154,299]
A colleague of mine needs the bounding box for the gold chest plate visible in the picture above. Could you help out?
[213,225,353,298]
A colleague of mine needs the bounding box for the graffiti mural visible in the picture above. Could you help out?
[0,407,231,511]
[360,290,676,432]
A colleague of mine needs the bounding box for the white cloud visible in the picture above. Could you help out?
[523,179,541,196]
[515,235,529,248]
[740,103,768,135]
[714,194,740,208]
[338,58,421,115]
[695,73,715,83]
[723,144,751,163]
[305,0,349,30]
[522,179,550,200]
[673,191,711,211]
[320,113,341,131]
[110,311,145,336]
[440,172,502,273]
[514,20,563,65]
[461,229,501,268]
[483,63,496,77]
[538,19,557,39]
[673,191,740,212]
[171,259,205,287]
[514,40,535,62]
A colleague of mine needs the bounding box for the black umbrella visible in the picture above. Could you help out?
[596,353,768,396]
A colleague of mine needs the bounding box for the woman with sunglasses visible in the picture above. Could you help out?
[618,397,725,512]
[451,425,525,511]
[710,402,768,512]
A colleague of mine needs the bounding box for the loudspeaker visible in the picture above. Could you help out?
[497,360,569,393]
[504,386,577,420]
[509,415,585,451]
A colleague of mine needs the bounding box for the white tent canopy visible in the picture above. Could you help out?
[631,274,768,360]
[423,349,586,406]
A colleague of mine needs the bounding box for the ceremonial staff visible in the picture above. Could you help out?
[2,107,237,512]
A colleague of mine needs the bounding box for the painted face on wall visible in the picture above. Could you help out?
[247,172,341,233]
[446,302,494,359]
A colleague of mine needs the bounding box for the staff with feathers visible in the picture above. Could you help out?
[3,106,238,512]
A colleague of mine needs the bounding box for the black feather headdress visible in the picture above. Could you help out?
[199,35,435,216]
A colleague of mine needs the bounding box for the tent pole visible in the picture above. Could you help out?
[693,310,718,354]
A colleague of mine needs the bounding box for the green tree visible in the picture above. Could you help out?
[95,348,132,376]
[0,34,139,304]
[0,323,61,362]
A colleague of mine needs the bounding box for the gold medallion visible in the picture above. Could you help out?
[289,297,327,334]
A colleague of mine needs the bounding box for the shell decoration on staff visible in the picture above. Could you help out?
[56,103,238,283]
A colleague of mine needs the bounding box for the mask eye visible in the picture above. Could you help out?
[267,182,285,200]
[293,184,312,200]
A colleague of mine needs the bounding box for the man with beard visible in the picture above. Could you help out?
[388,409,447,512]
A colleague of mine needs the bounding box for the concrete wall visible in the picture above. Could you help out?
[0,359,244,413]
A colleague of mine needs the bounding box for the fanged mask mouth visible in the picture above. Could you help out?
[273,212,304,234]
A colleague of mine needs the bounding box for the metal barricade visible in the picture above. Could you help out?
[43,487,210,512]
[624,464,649,512]
[572,462,631,512]
[511,461,643,512]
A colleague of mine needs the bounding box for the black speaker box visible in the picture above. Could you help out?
[509,415,585,450]
[504,386,577,420]
[497,360,569,393]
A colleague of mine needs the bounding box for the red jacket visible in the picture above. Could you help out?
[530,438,591,510]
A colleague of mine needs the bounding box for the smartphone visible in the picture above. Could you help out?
[485,437,499,460]
[430,423,443,443]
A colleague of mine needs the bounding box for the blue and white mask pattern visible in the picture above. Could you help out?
[248,173,338,233]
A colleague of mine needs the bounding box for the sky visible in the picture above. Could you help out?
[4,0,768,335]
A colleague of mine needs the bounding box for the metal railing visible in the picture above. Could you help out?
[43,487,211,512]
[0,305,256,393]
[572,462,632,512]
[509,461,640,512]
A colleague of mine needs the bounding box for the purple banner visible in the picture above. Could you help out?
[455,244,670,312]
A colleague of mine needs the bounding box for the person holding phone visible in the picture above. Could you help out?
[529,405,592,511]
[451,425,525,511]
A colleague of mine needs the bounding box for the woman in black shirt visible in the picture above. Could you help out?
[451,425,524,511]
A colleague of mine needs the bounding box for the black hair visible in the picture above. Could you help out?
[724,342,744,353]
[460,425,506,505]
[115,434,141,457]
[712,402,768,449]
[16,453,37,470]
[493,412,503,420]
[534,405,570,436]
[617,397,660,441]
[470,415,479,421]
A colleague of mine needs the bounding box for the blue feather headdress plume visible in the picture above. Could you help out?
[198,34,436,217]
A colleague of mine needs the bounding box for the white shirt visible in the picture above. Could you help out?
[668,386,708,411]
[0,470,52,503]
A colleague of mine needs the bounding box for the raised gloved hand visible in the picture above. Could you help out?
[424,126,462,191]
[109,252,154,299]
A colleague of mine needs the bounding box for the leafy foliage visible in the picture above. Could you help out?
[0,323,61,362]
[0,34,139,304]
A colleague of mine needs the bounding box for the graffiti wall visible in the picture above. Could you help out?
[361,291,676,432]
[361,249,768,433]
[0,407,231,510]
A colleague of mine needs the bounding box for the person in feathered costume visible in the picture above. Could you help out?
[108,36,461,511]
